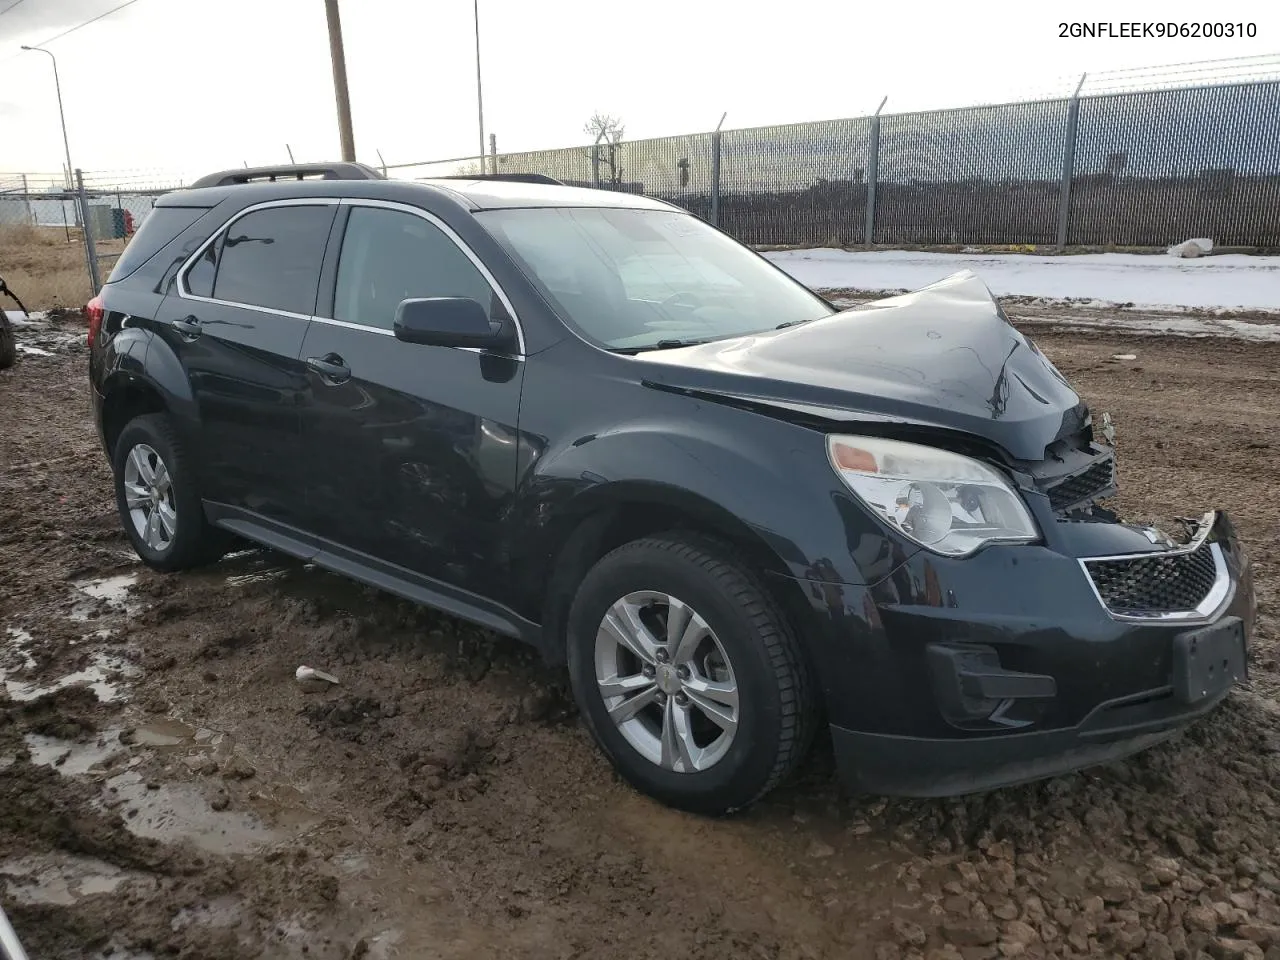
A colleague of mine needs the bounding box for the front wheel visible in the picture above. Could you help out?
[566,534,817,815]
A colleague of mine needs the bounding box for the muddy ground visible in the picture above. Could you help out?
[1,310,1278,960]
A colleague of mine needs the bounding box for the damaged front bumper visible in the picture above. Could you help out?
[802,510,1256,797]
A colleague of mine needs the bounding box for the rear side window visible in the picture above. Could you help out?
[207,205,334,315]
[106,206,209,283]
[332,206,494,330]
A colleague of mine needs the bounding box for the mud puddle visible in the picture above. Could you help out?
[70,572,140,621]
[0,852,137,906]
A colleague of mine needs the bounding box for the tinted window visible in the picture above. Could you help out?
[107,206,209,284]
[184,233,221,298]
[333,207,494,330]
[210,205,333,314]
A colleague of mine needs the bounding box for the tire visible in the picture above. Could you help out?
[112,413,230,571]
[566,533,817,815]
[0,311,15,371]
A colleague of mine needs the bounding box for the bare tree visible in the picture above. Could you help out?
[584,113,625,187]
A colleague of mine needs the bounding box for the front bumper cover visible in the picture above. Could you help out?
[803,510,1256,797]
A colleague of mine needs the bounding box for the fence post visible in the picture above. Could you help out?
[76,169,102,295]
[20,174,34,225]
[591,143,601,188]
[710,131,722,227]
[1056,74,1087,251]
[864,96,887,247]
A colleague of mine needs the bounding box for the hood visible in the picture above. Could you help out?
[633,271,1087,462]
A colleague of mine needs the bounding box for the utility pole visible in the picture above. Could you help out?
[324,0,356,162]
[474,0,487,172]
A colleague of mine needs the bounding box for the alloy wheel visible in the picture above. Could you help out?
[122,442,177,552]
[594,590,740,773]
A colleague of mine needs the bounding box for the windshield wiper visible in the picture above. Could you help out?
[611,338,714,355]
[775,317,818,330]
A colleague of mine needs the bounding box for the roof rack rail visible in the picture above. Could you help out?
[189,162,386,189]
[436,173,564,186]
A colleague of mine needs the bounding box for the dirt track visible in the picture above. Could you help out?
[1,312,1278,960]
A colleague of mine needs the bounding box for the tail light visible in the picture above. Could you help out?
[86,294,105,347]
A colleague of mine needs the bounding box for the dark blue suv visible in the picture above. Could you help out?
[87,163,1256,814]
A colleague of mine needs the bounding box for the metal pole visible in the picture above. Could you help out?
[286,144,295,163]
[376,148,388,177]
[710,133,722,228]
[62,197,70,242]
[22,47,74,195]
[324,0,356,161]
[1056,73,1087,251]
[489,133,497,175]
[20,174,33,225]
[473,0,487,173]
[709,112,727,228]
[864,96,887,247]
[592,140,602,188]
[77,169,101,295]
[0,902,31,960]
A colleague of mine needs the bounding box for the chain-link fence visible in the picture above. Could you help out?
[5,71,1280,311]
[1,170,165,310]
[394,76,1280,251]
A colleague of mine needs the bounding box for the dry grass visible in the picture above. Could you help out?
[0,225,126,311]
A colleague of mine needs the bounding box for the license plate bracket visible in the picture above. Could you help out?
[1172,617,1246,705]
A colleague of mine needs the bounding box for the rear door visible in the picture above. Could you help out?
[296,200,525,598]
[154,200,337,528]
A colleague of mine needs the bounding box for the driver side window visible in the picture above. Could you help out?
[333,207,495,331]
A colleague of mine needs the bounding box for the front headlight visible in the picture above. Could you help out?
[827,435,1040,557]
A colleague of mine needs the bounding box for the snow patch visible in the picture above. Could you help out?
[765,249,1280,312]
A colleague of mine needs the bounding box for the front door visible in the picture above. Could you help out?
[297,203,525,598]
[155,201,337,528]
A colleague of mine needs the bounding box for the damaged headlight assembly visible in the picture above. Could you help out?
[827,435,1040,557]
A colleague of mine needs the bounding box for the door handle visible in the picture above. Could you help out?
[306,353,351,383]
[170,316,202,337]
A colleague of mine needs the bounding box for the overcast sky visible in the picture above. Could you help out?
[0,0,1274,182]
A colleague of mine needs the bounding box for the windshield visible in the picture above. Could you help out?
[476,207,834,351]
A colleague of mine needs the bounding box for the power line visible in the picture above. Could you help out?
[26,0,143,47]
[0,0,32,19]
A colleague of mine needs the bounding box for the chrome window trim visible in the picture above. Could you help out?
[1077,513,1230,623]
[310,315,394,337]
[330,198,526,357]
[175,197,340,320]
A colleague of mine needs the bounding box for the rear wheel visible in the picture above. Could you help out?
[566,534,817,815]
[0,311,15,370]
[112,414,230,571]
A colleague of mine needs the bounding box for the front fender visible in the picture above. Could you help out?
[509,408,918,604]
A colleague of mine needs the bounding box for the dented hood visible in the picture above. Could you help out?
[634,271,1087,461]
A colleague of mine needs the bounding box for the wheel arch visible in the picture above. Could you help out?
[100,374,170,460]
[534,481,817,672]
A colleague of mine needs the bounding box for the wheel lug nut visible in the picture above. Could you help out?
[655,649,669,663]
[642,665,655,679]
[656,691,667,705]
[676,665,690,680]
[675,693,688,706]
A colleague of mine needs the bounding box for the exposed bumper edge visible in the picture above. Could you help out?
[831,687,1229,798]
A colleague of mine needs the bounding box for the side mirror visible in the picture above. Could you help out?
[393,297,514,350]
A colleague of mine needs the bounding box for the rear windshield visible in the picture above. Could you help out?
[106,206,210,283]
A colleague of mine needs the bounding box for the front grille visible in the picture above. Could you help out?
[1047,457,1115,512]
[1084,539,1219,614]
